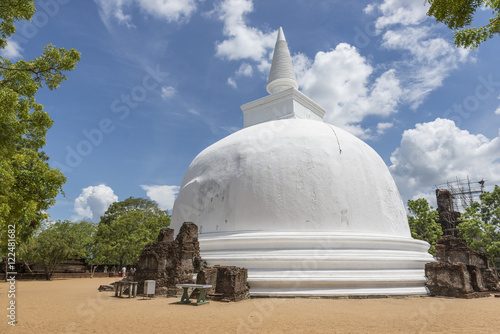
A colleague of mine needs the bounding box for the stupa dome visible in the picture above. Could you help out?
[170,27,433,296]
[173,119,410,236]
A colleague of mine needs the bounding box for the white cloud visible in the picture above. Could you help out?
[376,122,394,135]
[213,0,276,67]
[227,77,237,88]
[137,0,197,22]
[94,0,197,27]
[140,185,180,211]
[0,39,23,60]
[161,86,177,99]
[296,44,402,138]
[94,0,134,27]
[73,185,118,222]
[389,118,500,204]
[257,59,271,74]
[211,0,470,140]
[227,62,253,87]
[364,3,376,15]
[293,1,471,137]
[220,125,240,133]
[495,106,500,115]
[371,0,429,32]
[363,1,471,110]
[410,191,438,210]
[382,27,470,109]
[236,63,253,77]
[187,108,200,116]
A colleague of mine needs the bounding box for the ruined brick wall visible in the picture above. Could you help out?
[426,236,500,297]
[436,189,454,213]
[435,236,489,268]
[435,189,461,237]
[134,222,203,296]
[435,236,499,291]
[425,262,488,298]
[194,266,249,302]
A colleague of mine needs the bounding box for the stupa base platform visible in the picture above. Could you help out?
[199,231,435,297]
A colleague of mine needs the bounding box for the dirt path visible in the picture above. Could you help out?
[1,278,499,333]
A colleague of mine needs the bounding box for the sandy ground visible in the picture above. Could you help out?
[1,277,499,334]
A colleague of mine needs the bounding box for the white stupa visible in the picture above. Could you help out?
[171,27,434,296]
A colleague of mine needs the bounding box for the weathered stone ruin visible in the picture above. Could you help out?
[134,221,250,301]
[98,284,114,292]
[425,236,500,298]
[435,189,461,237]
[135,222,203,296]
[192,266,249,302]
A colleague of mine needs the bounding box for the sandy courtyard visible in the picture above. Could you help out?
[1,277,499,333]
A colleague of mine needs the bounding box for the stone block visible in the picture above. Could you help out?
[192,266,249,302]
[482,268,500,291]
[196,267,218,295]
[435,236,489,268]
[432,236,499,292]
[214,266,249,302]
[157,228,175,243]
[425,262,489,298]
[426,262,471,297]
[98,285,114,292]
[134,222,203,295]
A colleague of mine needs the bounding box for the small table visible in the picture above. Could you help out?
[114,281,138,298]
[175,284,212,306]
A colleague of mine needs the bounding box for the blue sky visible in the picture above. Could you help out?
[2,0,500,222]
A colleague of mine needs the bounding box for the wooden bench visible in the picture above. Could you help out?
[114,281,138,298]
[175,284,212,305]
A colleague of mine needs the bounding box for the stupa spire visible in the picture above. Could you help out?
[266,27,298,95]
[241,27,325,128]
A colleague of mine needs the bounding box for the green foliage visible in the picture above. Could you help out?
[95,197,170,267]
[458,185,500,269]
[407,198,443,255]
[0,0,35,49]
[21,220,96,280]
[0,1,81,251]
[426,0,500,48]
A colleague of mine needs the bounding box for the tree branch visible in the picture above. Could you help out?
[0,65,59,81]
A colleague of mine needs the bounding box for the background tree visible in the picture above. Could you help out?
[407,198,443,255]
[0,1,81,253]
[23,220,96,280]
[458,185,500,274]
[426,0,500,48]
[94,197,170,268]
[16,235,36,274]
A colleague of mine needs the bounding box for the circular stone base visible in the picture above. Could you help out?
[199,231,434,297]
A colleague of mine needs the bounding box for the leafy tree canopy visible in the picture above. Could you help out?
[0,0,81,251]
[426,0,500,48]
[407,198,443,255]
[95,197,170,267]
[21,220,96,280]
[458,185,500,270]
[98,197,163,226]
[0,0,35,49]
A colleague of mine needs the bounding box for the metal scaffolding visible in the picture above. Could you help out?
[434,176,485,236]
[435,176,485,213]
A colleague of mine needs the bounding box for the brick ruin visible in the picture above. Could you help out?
[135,222,203,296]
[425,236,500,298]
[435,189,461,237]
[134,222,249,301]
[192,266,249,302]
